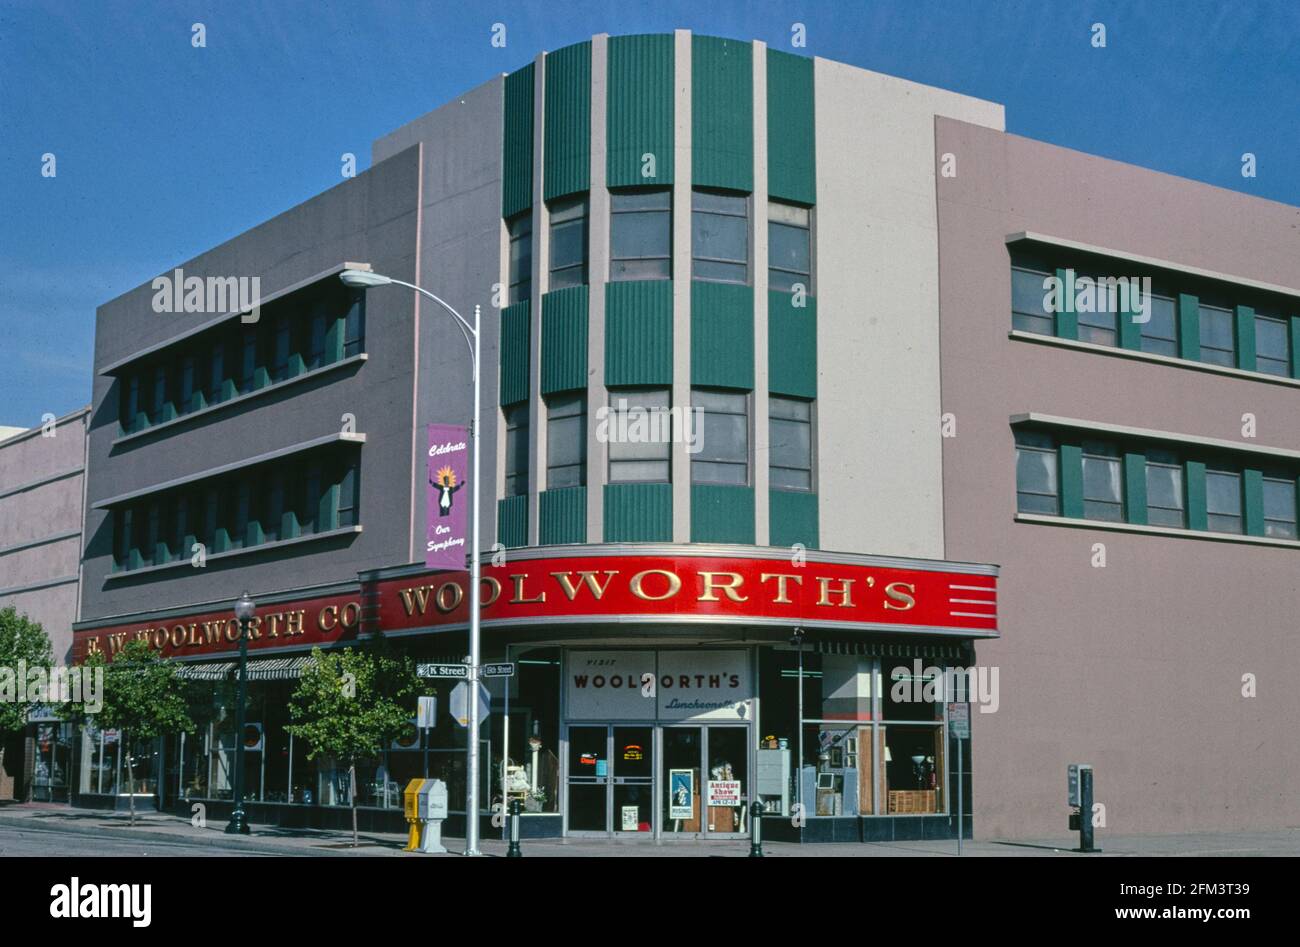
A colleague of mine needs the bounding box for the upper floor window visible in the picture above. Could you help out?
[1263,472,1298,539]
[549,196,588,290]
[1014,429,1058,514]
[610,189,671,281]
[1011,267,1053,335]
[546,393,586,489]
[1255,313,1289,377]
[768,202,811,294]
[1140,294,1178,357]
[692,190,748,285]
[607,388,671,483]
[1198,303,1235,367]
[1077,297,1118,347]
[691,388,749,486]
[503,403,530,497]
[1205,466,1242,533]
[769,396,813,492]
[1145,449,1185,528]
[507,212,532,306]
[1082,440,1124,522]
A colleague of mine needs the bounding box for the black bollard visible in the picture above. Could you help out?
[748,800,765,857]
[507,798,523,858]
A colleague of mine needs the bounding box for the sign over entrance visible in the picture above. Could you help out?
[566,650,751,722]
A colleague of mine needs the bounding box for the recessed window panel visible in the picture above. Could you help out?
[1199,304,1235,368]
[1140,294,1179,357]
[610,189,671,281]
[1011,267,1054,335]
[1144,449,1185,528]
[1015,429,1058,514]
[1255,315,1289,377]
[504,403,530,497]
[1205,468,1242,533]
[691,389,749,485]
[608,388,671,483]
[1263,475,1297,539]
[692,190,748,285]
[546,393,586,489]
[1081,440,1123,522]
[769,396,813,492]
[549,196,588,290]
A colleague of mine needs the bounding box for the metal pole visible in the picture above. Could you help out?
[225,618,250,834]
[956,736,963,856]
[748,800,764,857]
[795,635,804,824]
[465,302,483,856]
[1080,767,1096,852]
[507,798,522,857]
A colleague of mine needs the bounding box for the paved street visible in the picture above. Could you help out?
[0,805,1296,857]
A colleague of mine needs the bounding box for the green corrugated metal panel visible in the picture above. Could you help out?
[691,484,755,543]
[692,35,753,192]
[769,490,818,549]
[499,300,531,406]
[691,281,754,388]
[766,50,815,205]
[1290,316,1300,378]
[544,41,591,201]
[1185,461,1208,530]
[606,280,673,385]
[607,34,674,187]
[1177,294,1200,360]
[1053,268,1077,340]
[497,495,529,548]
[1123,451,1147,526]
[768,290,816,398]
[502,63,535,219]
[1058,444,1084,519]
[1243,468,1265,537]
[540,286,588,395]
[539,486,587,544]
[1234,305,1256,372]
[603,482,672,541]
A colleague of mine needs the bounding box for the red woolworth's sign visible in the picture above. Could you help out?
[377,554,997,636]
[72,552,997,661]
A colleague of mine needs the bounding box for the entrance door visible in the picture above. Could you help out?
[32,723,71,802]
[565,725,655,835]
[661,725,749,837]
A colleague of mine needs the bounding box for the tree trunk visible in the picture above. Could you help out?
[126,732,136,826]
[350,762,358,848]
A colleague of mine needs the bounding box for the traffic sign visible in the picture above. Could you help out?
[418,663,468,679]
[481,662,516,678]
[947,702,970,739]
[449,681,490,727]
[417,696,438,729]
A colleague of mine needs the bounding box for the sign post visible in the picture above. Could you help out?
[948,702,970,856]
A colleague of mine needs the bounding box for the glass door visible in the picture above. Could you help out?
[704,726,748,836]
[611,726,653,834]
[662,726,703,835]
[566,725,609,834]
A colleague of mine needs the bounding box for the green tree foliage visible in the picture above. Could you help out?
[0,606,54,798]
[71,639,193,824]
[287,644,423,846]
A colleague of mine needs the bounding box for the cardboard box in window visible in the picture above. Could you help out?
[888,790,936,814]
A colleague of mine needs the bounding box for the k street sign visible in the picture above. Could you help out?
[417,663,468,679]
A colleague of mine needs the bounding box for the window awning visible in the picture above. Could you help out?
[173,661,236,681]
[238,656,316,681]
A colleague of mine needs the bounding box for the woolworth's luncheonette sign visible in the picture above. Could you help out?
[72,546,998,661]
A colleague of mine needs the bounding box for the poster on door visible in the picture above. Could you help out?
[669,769,694,819]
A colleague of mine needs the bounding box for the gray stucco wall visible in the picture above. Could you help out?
[79,147,424,625]
[936,116,1300,838]
[372,76,505,562]
[0,408,89,662]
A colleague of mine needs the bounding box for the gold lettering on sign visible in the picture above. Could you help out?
[202,621,224,645]
[698,572,749,603]
[481,576,502,607]
[170,625,186,649]
[399,586,432,616]
[224,620,239,643]
[510,574,547,604]
[265,613,281,638]
[319,605,339,631]
[760,573,803,604]
[186,624,201,646]
[629,569,682,602]
[883,581,916,611]
[285,610,306,636]
[340,602,361,629]
[246,616,263,640]
[151,627,167,649]
[816,577,855,608]
[550,570,619,601]
[86,638,101,655]
[435,582,463,614]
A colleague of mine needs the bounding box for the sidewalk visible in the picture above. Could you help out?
[0,804,1296,856]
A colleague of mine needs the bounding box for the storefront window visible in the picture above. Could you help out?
[500,647,560,815]
[801,724,873,816]
[882,724,944,814]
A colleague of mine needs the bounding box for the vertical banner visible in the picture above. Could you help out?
[427,423,470,569]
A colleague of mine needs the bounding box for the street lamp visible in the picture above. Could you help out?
[225,590,256,835]
[338,267,484,856]
[790,627,805,824]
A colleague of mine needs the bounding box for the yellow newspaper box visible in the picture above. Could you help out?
[403,778,426,851]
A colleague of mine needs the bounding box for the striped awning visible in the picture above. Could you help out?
[173,661,236,681]
[238,656,316,681]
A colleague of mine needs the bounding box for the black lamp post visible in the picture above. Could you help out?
[225,590,256,835]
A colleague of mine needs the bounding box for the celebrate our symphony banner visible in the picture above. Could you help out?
[426,423,470,570]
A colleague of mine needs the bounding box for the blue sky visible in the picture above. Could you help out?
[1,0,1297,427]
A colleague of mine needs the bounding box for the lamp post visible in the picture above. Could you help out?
[339,267,484,856]
[225,590,256,835]
[791,627,805,824]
